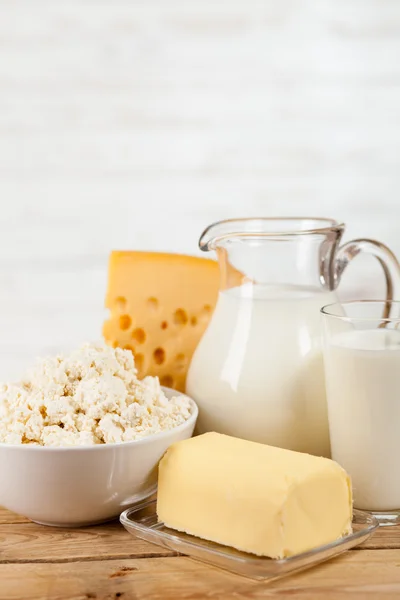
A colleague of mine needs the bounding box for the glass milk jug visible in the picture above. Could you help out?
[186,218,400,457]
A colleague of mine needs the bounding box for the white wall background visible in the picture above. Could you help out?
[0,0,399,378]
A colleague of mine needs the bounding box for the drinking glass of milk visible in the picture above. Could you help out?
[322,300,400,525]
[187,218,400,457]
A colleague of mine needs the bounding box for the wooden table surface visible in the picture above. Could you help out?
[1,506,400,600]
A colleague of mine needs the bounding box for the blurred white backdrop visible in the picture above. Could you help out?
[0,0,399,377]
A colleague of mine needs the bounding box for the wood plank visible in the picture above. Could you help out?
[0,507,29,524]
[2,505,400,549]
[0,522,175,563]
[361,526,400,550]
[1,551,400,600]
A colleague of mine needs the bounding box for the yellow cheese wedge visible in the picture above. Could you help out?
[103,251,220,391]
[157,432,353,559]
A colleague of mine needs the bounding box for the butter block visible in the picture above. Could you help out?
[157,432,352,558]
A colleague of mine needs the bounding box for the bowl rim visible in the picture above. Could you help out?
[0,387,198,452]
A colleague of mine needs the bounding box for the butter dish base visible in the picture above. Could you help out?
[120,499,378,581]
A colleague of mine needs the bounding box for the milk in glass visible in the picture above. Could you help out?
[324,329,400,511]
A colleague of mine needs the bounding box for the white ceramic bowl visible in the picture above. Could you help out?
[0,388,197,527]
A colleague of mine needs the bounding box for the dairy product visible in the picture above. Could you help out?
[187,284,338,456]
[324,328,400,511]
[0,343,191,446]
[103,251,219,391]
[157,432,353,558]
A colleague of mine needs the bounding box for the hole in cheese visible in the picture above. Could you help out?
[153,347,166,365]
[173,308,188,325]
[147,297,159,311]
[190,316,198,326]
[132,328,146,344]
[203,304,212,313]
[175,353,187,371]
[124,344,135,353]
[135,353,145,373]
[119,314,132,331]
[161,321,168,330]
[160,375,174,388]
[115,296,127,311]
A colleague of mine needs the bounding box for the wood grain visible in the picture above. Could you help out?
[0,507,29,525]
[0,522,175,563]
[2,551,400,600]
[360,526,400,550]
[1,505,400,598]
[1,506,400,550]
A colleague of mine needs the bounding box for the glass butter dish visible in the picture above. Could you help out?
[120,500,378,581]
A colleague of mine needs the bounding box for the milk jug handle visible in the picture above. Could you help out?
[335,239,400,317]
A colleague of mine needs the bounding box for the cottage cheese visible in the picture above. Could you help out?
[0,343,192,446]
